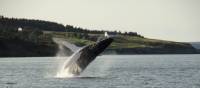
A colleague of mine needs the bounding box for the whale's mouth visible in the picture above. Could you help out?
[55,37,113,78]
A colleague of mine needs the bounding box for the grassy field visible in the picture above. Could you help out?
[45,31,191,49]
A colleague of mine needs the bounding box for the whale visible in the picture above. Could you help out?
[57,37,113,76]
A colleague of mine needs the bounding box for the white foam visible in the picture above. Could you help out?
[55,46,85,78]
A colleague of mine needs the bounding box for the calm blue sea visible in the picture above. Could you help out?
[0,55,200,88]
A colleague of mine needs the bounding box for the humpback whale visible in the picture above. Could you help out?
[56,37,113,77]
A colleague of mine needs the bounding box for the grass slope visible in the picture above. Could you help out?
[49,31,193,50]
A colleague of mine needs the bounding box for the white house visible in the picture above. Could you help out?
[18,27,23,32]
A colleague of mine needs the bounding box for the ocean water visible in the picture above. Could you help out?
[0,55,200,88]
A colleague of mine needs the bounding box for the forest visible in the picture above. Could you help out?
[0,16,143,37]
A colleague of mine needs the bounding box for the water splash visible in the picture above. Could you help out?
[56,67,76,78]
[53,38,85,78]
[55,47,86,78]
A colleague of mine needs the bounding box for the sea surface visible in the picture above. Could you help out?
[0,55,200,88]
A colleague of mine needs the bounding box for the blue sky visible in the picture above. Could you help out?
[0,0,200,42]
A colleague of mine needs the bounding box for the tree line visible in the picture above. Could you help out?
[0,16,143,37]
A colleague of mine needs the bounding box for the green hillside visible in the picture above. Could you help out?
[0,16,198,57]
[42,31,197,54]
[48,31,192,49]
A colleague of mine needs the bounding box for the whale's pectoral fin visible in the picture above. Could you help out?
[53,38,80,53]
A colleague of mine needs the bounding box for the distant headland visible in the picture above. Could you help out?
[0,16,198,57]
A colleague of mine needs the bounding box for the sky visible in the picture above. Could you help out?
[0,0,200,42]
